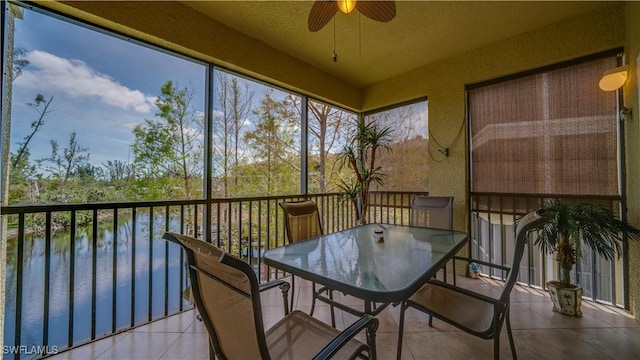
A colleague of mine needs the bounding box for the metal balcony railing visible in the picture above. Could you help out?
[1,191,427,359]
[5,190,629,359]
[470,192,626,308]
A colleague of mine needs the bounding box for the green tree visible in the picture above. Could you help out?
[8,149,37,204]
[243,90,298,195]
[11,48,29,79]
[73,163,103,179]
[99,159,135,201]
[131,81,204,199]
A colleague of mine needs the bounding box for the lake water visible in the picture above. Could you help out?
[3,215,190,358]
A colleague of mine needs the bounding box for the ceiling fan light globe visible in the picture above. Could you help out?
[337,0,357,14]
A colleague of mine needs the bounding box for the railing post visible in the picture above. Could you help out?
[14,213,24,360]
[112,209,118,333]
[91,209,98,340]
[43,212,52,348]
[204,64,214,244]
[300,96,308,195]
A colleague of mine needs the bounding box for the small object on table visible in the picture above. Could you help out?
[373,229,384,243]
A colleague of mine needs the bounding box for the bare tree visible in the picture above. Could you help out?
[102,159,134,182]
[41,132,90,190]
[307,100,352,192]
[286,96,352,192]
[12,94,53,168]
[212,73,253,197]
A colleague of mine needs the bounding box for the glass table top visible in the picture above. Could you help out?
[263,223,469,302]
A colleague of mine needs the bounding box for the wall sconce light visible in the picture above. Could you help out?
[598,65,628,91]
[598,64,633,121]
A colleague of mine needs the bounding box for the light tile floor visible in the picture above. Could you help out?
[50,276,640,360]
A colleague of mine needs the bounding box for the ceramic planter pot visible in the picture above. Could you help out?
[547,280,583,317]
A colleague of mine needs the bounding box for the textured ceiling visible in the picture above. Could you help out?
[182,1,612,88]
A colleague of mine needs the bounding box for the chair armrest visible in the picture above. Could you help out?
[259,279,291,315]
[312,314,379,360]
[425,279,503,306]
[259,279,290,293]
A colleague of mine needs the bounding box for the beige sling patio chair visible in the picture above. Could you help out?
[279,200,338,324]
[410,195,454,230]
[396,208,546,360]
[410,195,454,280]
[163,232,379,360]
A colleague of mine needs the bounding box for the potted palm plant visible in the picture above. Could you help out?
[337,115,393,225]
[528,200,640,317]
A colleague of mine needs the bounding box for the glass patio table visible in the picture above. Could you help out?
[263,223,469,316]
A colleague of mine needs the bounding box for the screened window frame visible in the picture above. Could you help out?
[363,97,430,193]
[1,0,368,205]
[465,48,633,308]
[466,48,625,197]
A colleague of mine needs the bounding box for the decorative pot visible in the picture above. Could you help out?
[546,281,582,317]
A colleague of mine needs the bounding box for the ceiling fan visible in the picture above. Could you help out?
[308,0,396,32]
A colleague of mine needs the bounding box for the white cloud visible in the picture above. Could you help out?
[15,50,156,113]
[121,122,141,130]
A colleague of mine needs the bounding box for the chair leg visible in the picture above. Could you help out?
[310,282,317,316]
[290,275,296,311]
[279,281,290,315]
[367,322,378,360]
[396,302,407,360]
[309,282,335,327]
[493,329,500,360]
[208,340,216,360]
[506,309,517,360]
[428,314,433,327]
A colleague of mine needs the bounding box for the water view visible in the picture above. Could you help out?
[4,213,190,357]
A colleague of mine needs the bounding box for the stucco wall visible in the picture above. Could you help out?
[625,1,640,320]
[362,4,625,233]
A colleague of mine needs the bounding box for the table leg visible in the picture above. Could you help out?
[329,290,336,327]
[364,300,372,314]
[364,300,377,359]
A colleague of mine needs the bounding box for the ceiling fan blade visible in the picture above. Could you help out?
[308,1,338,32]
[357,1,396,23]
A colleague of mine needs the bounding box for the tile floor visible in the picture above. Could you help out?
[50,276,640,360]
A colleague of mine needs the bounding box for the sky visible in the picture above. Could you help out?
[9,6,206,167]
[6,4,428,173]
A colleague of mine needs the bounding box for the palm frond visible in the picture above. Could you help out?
[528,200,640,261]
